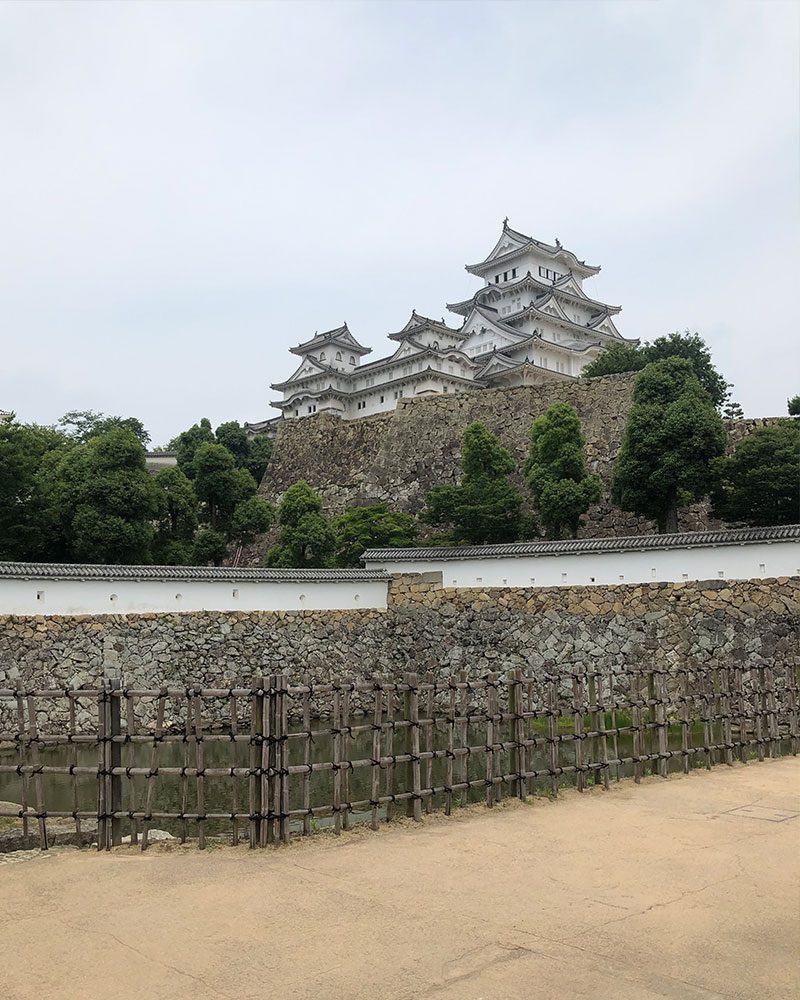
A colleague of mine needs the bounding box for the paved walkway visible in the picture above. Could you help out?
[1,758,798,1000]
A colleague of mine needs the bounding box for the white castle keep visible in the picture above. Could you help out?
[246,221,635,433]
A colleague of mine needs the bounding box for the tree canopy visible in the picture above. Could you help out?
[332,504,416,567]
[171,417,272,486]
[788,396,800,417]
[57,410,151,447]
[266,481,336,568]
[582,331,733,410]
[611,358,727,533]
[37,426,161,563]
[524,403,601,539]
[712,422,800,527]
[422,421,522,544]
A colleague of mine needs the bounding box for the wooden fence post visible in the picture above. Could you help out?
[573,674,585,792]
[655,671,668,778]
[107,678,122,848]
[509,669,525,801]
[250,677,265,849]
[405,673,422,821]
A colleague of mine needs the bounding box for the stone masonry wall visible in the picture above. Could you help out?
[2,575,797,725]
[254,374,789,564]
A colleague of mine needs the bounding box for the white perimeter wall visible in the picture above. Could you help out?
[0,578,389,616]
[366,540,800,589]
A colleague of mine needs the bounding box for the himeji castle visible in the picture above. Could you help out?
[246,221,635,433]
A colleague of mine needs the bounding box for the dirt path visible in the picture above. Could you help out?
[1,758,798,1000]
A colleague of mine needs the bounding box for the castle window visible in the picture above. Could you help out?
[335,351,342,361]
[349,356,355,365]
[503,271,508,281]
[380,395,385,403]
[512,268,517,278]
[294,409,298,417]
[319,351,326,361]
[432,341,439,350]
[495,274,500,284]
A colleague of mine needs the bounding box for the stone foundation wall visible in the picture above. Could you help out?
[253,374,789,563]
[2,576,797,726]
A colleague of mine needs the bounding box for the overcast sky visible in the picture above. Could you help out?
[1,0,798,445]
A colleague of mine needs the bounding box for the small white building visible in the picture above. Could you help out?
[262,221,636,424]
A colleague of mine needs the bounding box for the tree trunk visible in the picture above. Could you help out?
[662,499,678,534]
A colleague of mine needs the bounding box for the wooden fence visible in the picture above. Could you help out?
[0,664,797,851]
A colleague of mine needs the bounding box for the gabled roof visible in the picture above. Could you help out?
[388,311,464,343]
[501,298,635,343]
[290,323,372,357]
[270,354,339,391]
[362,524,800,562]
[458,304,531,346]
[465,221,600,279]
[480,357,575,386]
[446,269,621,318]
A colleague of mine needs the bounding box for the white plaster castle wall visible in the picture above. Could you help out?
[0,577,390,616]
[364,540,800,589]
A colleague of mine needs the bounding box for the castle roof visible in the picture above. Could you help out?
[388,310,465,343]
[446,270,621,318]
[465,221,601,280]
[290,323,372,357]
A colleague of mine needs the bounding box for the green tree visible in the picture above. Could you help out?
[788,395,800,417]
[422,422,522,544]
[39,426,161,563]
[582,331,732,410]
[722,399,745,420]
[332,504,416,567]
[578,342,644,380]
[611,358,726,533]
[192,442,238,531]
[0,420,71,559]
[524,403,601,539]
[215,420,250,467]
[712,423,800,527]
[245,434,273,483]
[173,418,215,477]
[192,529,229,567]
[58,410,150,447]
[152,467,198,562]
[266,481,335,568]
[229,495,274,547]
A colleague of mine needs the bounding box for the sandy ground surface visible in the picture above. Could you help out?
[1,758,798,1000]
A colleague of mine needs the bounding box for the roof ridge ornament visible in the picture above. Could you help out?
[502,216,509,229]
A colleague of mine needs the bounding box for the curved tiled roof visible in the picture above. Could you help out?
[362,525,800,562]
[0,563,391,583]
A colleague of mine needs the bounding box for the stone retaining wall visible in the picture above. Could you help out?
[2,576,797,725]
[252,373,789,563]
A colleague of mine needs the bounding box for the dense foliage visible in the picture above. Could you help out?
[524,403,601,539]
[266,481,336,568]
[422,422,522,544]
[611,359,727,532]
[332,504,416,567]
[0,410,273,565]
[712,423,800,527]
[170,418,272,485]
[788,395,800,417]
[582,331,735,411]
